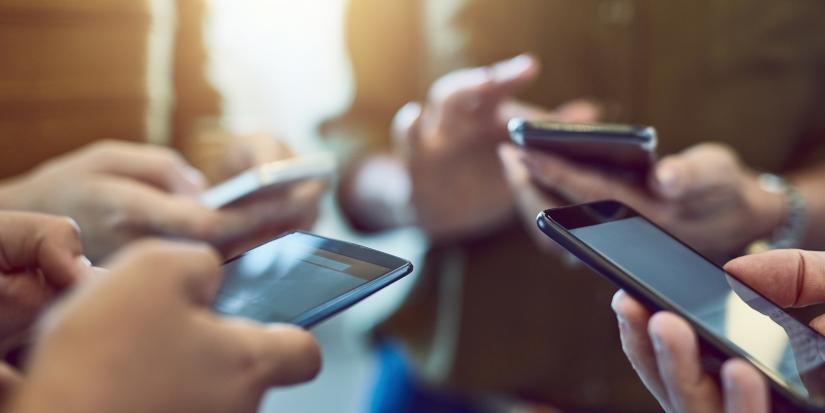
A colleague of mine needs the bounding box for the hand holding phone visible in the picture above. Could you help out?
[201,153,336,209]
[508,119,657,179]
[214,232,413,328]
[500,142,783,262]
[538,200,825,411]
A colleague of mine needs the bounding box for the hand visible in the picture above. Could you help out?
[0,362,20,405]
[184,129,294,184]
[179,131,327,256]
[392,54,598,240]
[611,291,769,413]
[0,141,322,261]
[500,142,785,262]
[610,249,825,413]
[0,212,92,355]
[10,240,321,413]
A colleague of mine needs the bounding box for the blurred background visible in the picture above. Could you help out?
[5,1,823,412]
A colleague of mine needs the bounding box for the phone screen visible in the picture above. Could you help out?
[214,232,401,324]
[560,209,825,404]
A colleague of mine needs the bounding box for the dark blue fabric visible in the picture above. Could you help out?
[367,341,484,413]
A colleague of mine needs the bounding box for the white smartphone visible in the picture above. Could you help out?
[200,152,337,209]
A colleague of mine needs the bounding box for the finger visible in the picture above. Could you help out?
[242,133,295,166]
[112,176,317,258]
[721,359,769,413]
[724,249,825,308]
[218,320,322,387]
[0,362,21,404]
[0,212,91,288]
[499,144,563,253]
[104,239,224,306]
[498,100,557,124]
[85,141,207,196]
[810,313,825,335]
[520,149,649,207]
[430,54,540,117]
[649,312,723,413]
[652,143,739,201]
[392,101,425,153]
[111,180,259,249]
[217,179,325,254]
[611,291,672,410]
[479,54,541,102]
[554,99,603,123]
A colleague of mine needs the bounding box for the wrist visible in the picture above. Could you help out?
[748,173,807,252]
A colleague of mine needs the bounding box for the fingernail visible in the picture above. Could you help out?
[615,314,628,329]
[651,332,666,355]
[655,166,681,198]
[493,54,535,79]
[77,255,92,268]
[722,371,737,394]
[184,166,208,191]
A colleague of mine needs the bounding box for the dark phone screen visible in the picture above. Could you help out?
[569,216,825,403]
[214,233,391,323]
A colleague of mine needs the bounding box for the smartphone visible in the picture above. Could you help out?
[508,119,657,179]
[213,231,413,328]
[537,200,825,412]
[200,152,337,209]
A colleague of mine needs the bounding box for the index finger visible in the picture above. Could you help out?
[724,249,825,308]
[430,54,540,116]
[103,240,224,307]
[611,291,673,411]
[520,148,656,210]
[0,212,90,288]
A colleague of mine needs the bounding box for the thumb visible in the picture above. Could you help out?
[724,249,825,308]
[554,99,603,123]
[651,143,739,200]
[219,321,322,387]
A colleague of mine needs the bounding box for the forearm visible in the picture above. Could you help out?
[789,163,825,249]
[338,152,414,232]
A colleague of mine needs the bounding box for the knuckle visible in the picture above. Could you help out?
[190,214,222,242]
[52,216,83,239]
[125,239,178,259]
[34,214,83,242]
[151,148,186,175]
[88,139,130,158]
[121,239,219,272]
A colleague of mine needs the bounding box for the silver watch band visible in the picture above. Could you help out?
[757,173,807,250]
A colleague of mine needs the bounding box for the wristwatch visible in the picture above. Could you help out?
[747,173,808,253]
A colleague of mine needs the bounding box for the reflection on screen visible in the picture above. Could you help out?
[214,234,390,323]
[571,217,825,402]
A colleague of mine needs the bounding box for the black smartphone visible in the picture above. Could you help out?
[508,119,657,179]
[214,232,413,328]
[537,200,825,412]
